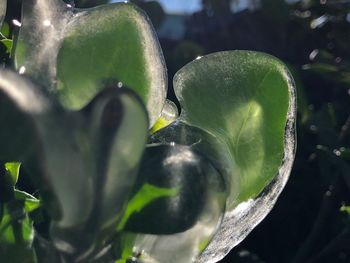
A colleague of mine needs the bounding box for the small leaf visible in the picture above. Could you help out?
[4,162,21,186]
[149,99,178,134]
[1,22,10,38]
[14,190,40,213]
[1,39,13,54]
[117,183,178,231]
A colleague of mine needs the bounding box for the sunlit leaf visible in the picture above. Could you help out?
[150,51,296,262]
[14,190,40,213]
[149,100,178,134]
[173,51,295,206]
[14,0,167,126]
[1,22,10,38]
[4,162,21,186]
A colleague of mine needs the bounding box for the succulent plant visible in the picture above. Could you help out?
[0,1,296,262]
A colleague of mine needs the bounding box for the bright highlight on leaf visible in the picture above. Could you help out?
[149,100,179,134]
[4,162,21,186]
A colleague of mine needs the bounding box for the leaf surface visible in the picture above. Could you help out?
[173,50,295,207]
[14,0,167,126]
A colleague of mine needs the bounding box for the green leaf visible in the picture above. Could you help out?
[4,163,21,186]
[117,183,178,231]
[151,51,296,262]
[0,201,36,263]
[1,22,10,38]
[48,88,148,259]
[14,190,40,213]
[114,145,226,263]
[14,0,167,126]
[149,99,178,134]
[173,50,296,208]
[0,39,13,54]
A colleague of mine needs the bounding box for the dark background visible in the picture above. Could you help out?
[3,0,350,262]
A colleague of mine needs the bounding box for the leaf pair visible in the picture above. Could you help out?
[126,51,296,263]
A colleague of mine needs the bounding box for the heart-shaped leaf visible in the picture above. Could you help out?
[151,51,296,262]
[14,0,167,126]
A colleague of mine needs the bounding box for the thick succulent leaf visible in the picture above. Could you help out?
[48,88,148,259]
[14,0,167,126]
[87,88,149,232]
[114,144,226,263]
[167,51,296,262]
[0,0,5,27]
[173,50,296,208]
